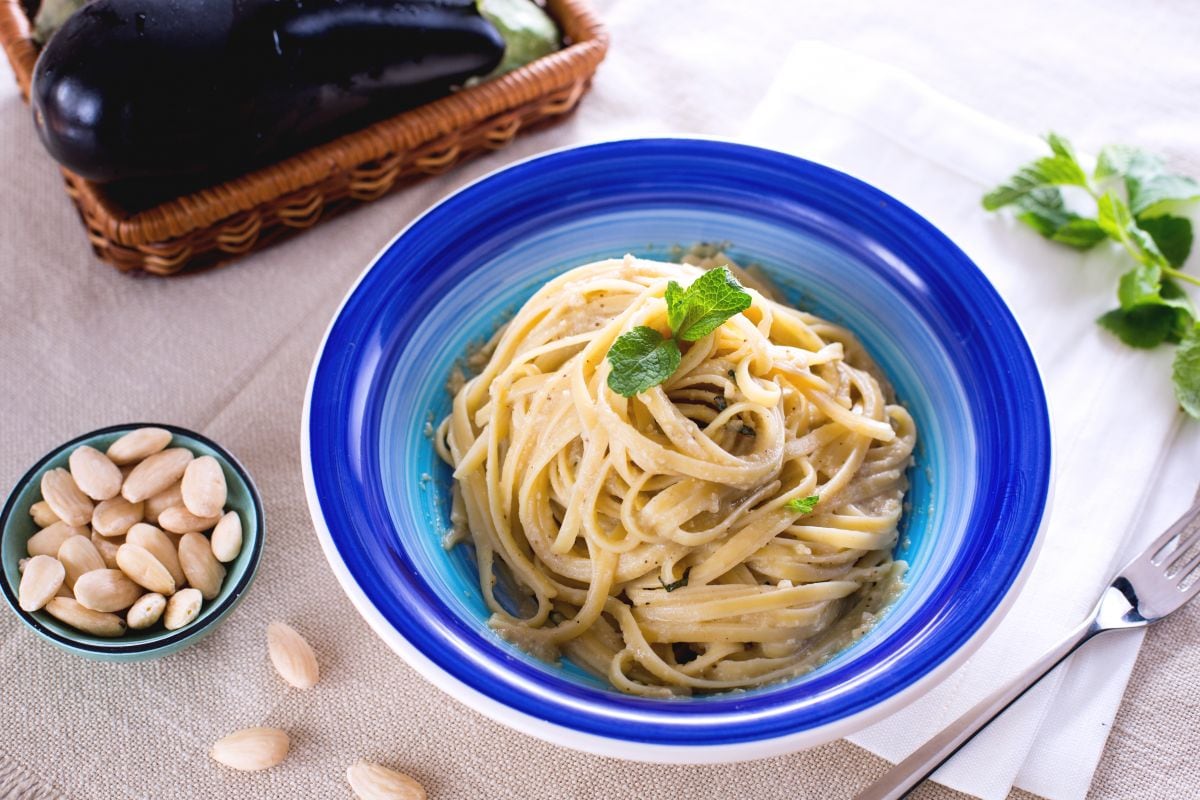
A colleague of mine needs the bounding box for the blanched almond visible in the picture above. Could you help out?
[164,587,203,630]
[56,583,73,598]
[267,622,319,689]
[210,727,289,771]
[18,555,65,612]
[126,523,185,587]
[68,445,123,501]
[73,568,142,612]
[41,468,93,527]
[182,456,227,518]
[178,532,226,599]
[127,592,167,629]
[116,543,175,595]
[58,535,106,589]
[91,530,122,568]
[158,505,220,534]
[26,521,87,557]
[211,511,243,563]
[45,597,127,636]
[122,448,193,503]
[143,481,183,525]
[92,496,144,537]
[106,427,172,465]
[347,760,427,800]
[29,500,59,527]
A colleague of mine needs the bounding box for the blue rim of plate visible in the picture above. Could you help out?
[305,138,1051,748]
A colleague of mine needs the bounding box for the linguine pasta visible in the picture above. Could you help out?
[435,255,916,696]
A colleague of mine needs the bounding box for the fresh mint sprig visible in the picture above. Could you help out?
[984,133,1200,418]
[785,495,820,515]
[606,266,751,397]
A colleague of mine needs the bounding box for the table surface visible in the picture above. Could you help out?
[1,2,1198,798]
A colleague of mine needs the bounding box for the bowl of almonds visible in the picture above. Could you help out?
[0,423,264,660]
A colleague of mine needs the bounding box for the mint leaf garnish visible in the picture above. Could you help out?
[606,326,682,398]
[606,266,752,397]
[1174,323,1200,418]
[668,266,753,342]
[664,280,687,334]
[785,495,820,515]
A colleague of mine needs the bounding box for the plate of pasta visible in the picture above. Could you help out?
[302,138,1051,761]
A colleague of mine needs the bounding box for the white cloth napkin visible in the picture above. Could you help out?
[741,42,1200,800]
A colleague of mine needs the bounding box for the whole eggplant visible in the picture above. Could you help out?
[32,0,506,183]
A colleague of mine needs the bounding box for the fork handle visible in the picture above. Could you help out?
[856,618,1098,800]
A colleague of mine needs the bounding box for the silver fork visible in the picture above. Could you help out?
[859,489,1200,800]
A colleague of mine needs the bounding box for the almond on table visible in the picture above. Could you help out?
[210,727,289,772]
[267,622,319,689]
[347,760,427,800]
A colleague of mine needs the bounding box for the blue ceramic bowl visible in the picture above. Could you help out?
[303,138,1051,761]
[1,423,264,661]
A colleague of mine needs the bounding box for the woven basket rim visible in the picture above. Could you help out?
[0,0,608,247]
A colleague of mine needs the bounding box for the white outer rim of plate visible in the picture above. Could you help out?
[299,136,1056,763]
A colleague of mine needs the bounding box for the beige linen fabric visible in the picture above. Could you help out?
[1,2,1197,798]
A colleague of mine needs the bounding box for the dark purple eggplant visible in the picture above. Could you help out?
[31,0,505,183]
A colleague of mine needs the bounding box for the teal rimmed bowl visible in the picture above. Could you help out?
[1,423,264,661]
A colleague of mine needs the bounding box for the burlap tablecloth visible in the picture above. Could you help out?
[2,2,1197,798]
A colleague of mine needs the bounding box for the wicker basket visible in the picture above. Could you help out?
[0,0,607,274]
